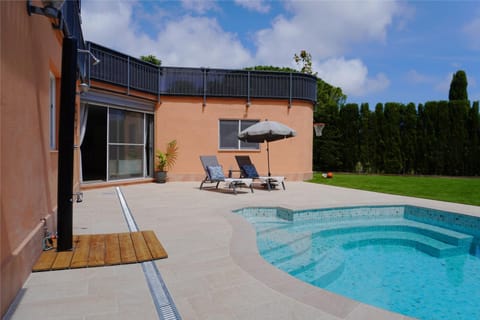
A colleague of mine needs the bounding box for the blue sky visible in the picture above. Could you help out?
[81,0,480,107]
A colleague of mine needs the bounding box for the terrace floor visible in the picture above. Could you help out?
[7,182,479,319]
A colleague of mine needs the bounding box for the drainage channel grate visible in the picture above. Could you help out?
[116,187,182,320]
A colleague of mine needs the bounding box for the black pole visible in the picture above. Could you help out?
[267,141,271,177]
[57,37,77,251]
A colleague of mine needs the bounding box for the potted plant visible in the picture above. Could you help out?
[155,140,178,183]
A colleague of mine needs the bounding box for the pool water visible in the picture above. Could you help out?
[327,244,480,320]
[235,206,480,320]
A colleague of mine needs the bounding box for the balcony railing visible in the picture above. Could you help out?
[60,0,87,77]
[86,42,317,103]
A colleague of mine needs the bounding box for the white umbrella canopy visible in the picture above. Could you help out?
[238,120,296,143]
[238,120,297,176]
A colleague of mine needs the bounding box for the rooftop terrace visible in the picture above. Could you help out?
[84,42,318,103]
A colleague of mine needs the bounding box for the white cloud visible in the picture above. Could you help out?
[81,1,156,57]
[254,0,406,65]
[406,70,435,84]
[316,58,389,97]
[180,0,219,14]
[81,1,252,67]
[234,0,270,13]
[251,0,410,98]
[153,16,252,68]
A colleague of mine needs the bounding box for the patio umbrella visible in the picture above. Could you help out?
[238,120,296,176]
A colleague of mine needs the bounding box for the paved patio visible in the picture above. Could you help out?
[7,182,479,319]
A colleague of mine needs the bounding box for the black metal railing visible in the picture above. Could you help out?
[87,42,317,103]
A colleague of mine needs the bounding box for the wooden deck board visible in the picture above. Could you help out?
[51,236,76,270]
[130,232,152,262]
[88,234,105,267]
[32,250,57,272]
[70,235,91,268]
[119,232,137,264]
[104,233,121,265]
[32,231,166,272]
[142,230,168,259]
[51,251,74,270]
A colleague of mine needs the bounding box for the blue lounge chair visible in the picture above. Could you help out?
[235,155,285,190]
[199,156,253,194]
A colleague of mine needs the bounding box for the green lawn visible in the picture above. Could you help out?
[309,173,480,206]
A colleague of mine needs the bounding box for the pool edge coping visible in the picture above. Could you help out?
[225,209,412,320]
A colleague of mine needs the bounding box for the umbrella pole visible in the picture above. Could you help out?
[267,141,271,177]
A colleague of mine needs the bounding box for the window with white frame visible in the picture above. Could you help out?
[219,119,259,150]
[49,73,56,150]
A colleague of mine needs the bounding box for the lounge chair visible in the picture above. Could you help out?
[235,155,286,190]
[199,156,253,194]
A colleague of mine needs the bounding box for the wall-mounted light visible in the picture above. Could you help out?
[246,101,251,108]
[27,0,65,29]
[78,49,101,66]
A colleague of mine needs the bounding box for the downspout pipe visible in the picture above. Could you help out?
[56,36,77,251]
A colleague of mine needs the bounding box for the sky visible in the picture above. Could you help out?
[81,0,480,107]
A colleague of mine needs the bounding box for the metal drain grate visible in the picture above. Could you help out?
[116,187,182,320]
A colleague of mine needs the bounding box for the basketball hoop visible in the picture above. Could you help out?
[313,123,325,136]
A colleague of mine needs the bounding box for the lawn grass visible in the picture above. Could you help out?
[309,173,480,206]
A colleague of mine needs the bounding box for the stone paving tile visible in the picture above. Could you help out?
[9,182,478,319]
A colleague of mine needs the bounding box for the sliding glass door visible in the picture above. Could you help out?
[82,105,153,182]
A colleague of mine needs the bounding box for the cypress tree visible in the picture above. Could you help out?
[448,100,469,175]
[313,78,346,172]
[400,103,417,174]
[338,104,360,171]
[448,70,468,101]
[359,103,373,173]
[423,102,439,174]
[373,103,386,173]
[314,104,342,171]
[383,103,403,173]
[436,101,450,174]
[466,101,480,175]
[416,104,427,174]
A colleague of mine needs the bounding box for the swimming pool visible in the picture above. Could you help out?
[234,205,480,320]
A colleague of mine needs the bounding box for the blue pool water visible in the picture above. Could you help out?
[235,206,480,320]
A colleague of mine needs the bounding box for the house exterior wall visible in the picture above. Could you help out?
[0,2,68,316]
[155,96,314,182]
[82,81,314,185]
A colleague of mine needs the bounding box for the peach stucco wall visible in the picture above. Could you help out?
[155,96,314,182]
[1,2,66,316]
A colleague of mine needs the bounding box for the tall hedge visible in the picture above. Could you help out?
[338,104,360,171]
[466,101,480,175]
[313,100,480,176]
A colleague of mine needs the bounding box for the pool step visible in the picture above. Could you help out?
[258,229,312,265]
[315,222,473,248]
[263,224,473,288]
[280,234,471,288]
[289,248,346,288]
[337,231,471,257]
[262,223,473,265]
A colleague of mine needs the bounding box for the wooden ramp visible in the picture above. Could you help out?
[33,231,167,272]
